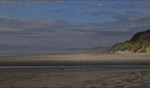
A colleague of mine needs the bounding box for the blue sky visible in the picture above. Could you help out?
[0,0,150,54]
[0,1,117,23]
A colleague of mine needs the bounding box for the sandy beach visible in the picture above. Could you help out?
[0,53,150,66]
[0,53,150,88]
[0,67,150,88]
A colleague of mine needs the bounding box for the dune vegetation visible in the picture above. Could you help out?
[111,29,150,53]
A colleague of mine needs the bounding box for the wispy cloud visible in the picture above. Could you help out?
[81,3,103,8]
[0,0,104,9]
[0,14,150,48]
[111,1,150,9]
[0,0,79,6]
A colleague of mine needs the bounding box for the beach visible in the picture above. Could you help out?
[0,53,150,66]
[0,53,150,88]
[1,67,150,88]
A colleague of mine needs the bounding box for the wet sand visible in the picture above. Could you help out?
[0,53,150,88]
[0,67,150,88]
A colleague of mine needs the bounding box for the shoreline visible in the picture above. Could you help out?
[1,64,150,69]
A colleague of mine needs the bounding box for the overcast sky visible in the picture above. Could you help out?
[0,0,150,54]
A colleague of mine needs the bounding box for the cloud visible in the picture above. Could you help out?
[81,3,103,8]
[1,1,150,48]
[0,0,79,7]
[111,1,150,9]
[1,14,150,49]
[0,1,150,54]
[129,1,150,8]
[0,0,104,9]
[125,11,143,15]
[0,16,70,31]
[47,9,76,17]
[85,10,144,18]
[84,10,148,24]
[84,11,101,16]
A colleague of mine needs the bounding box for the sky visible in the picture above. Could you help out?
[0,0,150,54]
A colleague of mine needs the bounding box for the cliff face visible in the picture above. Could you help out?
[111,29,150,53]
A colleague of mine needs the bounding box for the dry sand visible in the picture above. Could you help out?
[0,53,150,66]
[0,53,150,88]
